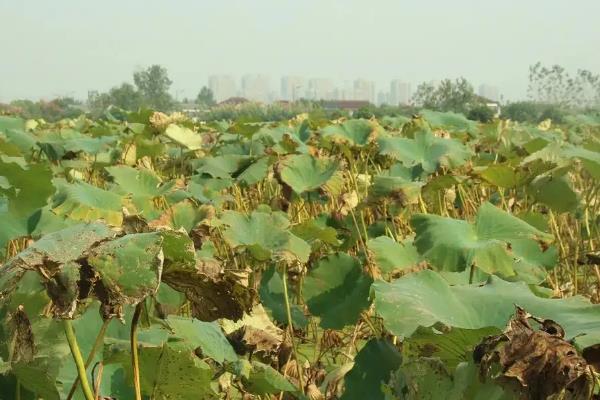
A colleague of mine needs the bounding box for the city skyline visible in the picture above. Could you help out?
[205,74,500,106]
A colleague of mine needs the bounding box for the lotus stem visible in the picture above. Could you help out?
[281,265,305,394]
[131,303,143,400]
[63,319,95,400]
[66,318,111,400]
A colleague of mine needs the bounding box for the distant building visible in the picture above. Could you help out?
[354,79,375,103]
[478,84,500,102]
[242,74,270,102]
[332,81,354,101]
[218,97,250,106]
[281,76,305,101]
[377,91,389,105]
[208,75,237,103]
[307,78,334,100]
[389,80,411,105]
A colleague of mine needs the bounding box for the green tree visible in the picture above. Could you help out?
[412,78,477,114]
[133,65,174,111]
[467,104,495,123]
[195,86,215,107]
[108,83,143,111]
[412,81,438,110]
[528,62,600,107]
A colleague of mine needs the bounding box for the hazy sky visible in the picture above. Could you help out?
[1,0,599,102]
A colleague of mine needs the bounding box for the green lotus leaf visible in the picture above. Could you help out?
[159,230,196,273]
[253,122,311,154]
[421,110,478,134]
[367,236,421,274]
[242,360,297,395]
[136,342,216,399]
[291,216,340,247]
[164,124,204,150]
[403,325,500,371]
[87,232,164,314]
[527,174,579,213]
[195,155,252,179]
[0,157,54,217]
[341,339,402,400]
[237,156,271,185]
[388,358,511,400]
[259,266,307,328]
[6,222,115,270]
[165,316,237,363]
[221,210,310,262]
[411,202,553,281]
[278,154,339,194]
[188,176,234,206]
[106,165,171,198]
[321,119,380,146]
[377,129,471,173]
[372,269,600,348]
[477,164,518,188]
[0,116,25,133]
[303,253,373,329]
[2,130,38,154]
[52,180,125,226]
[38,131,117,157]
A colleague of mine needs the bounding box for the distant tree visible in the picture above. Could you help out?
[467,104,495,123]
[412,82,438,110]
[528,62,600,107]
[502,101,540,122]
[501,101,568,124]
[108,83,143,111]
[412,78,477,114]
[196,86,216,107]
[133,65,174,111]
[353,106,375,119]
[9,97,82,121]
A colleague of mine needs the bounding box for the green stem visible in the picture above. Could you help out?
[63,320,95,400]
[131,303,143,400]
[469,264,476,285]
[66,318,111,400]
[16,379,21,400]
[281,265,305,394]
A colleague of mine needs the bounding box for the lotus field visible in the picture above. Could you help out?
[1,109,600,399]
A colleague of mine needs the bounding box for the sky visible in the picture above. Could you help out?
[1,0,599,102]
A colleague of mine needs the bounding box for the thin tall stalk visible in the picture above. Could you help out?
[63,320,95,400]
[131,303,143,400]
[66,318,112,400]
[281,265,305,394]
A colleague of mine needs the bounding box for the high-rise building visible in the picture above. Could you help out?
[332,81,354,100]
[353,79,375,103]
[389,80,412,105]
[281,76,305,101]
[208,75,237,103]
[377,91,389,106]
[307,78,334,100]
[478,84,500,102]
[241,74,271,102]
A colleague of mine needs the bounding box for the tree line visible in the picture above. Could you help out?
[2,63,600,123]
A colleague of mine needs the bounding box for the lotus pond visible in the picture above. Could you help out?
[0,110,599,399]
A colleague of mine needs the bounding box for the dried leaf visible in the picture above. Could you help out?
[475,307,593,400]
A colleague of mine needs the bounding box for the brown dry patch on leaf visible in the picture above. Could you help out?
[475,306,593,400]
[223,304,286,363]
[8,305,35,363]
[162,257,255,322]
[122,214,151,234]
